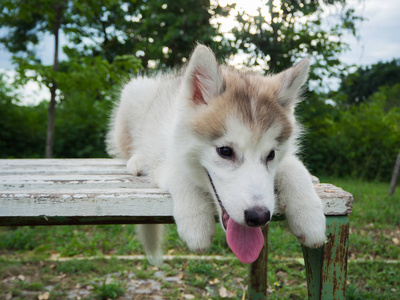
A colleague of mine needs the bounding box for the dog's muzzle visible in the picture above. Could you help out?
[207,171,270,229]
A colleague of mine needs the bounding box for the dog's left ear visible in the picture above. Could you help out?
[183,45,224,105]
[276,58,310,109]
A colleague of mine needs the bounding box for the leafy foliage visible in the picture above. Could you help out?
[0,52,141,158]
[2,0,399,182]
[1,0,77,157]
[64,0,233,68]
[0,0,66,56]
[299,87,400,181]
[0,0,231,157]
[229,0,363,78]
[335,59,400,105]
[53,93,111,158]
[0,74,47,158]
[298,59,400,181]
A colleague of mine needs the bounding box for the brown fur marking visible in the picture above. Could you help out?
[191,68,293,143]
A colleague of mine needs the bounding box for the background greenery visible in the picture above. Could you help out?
[0,2,399,299]
[0,1,399,181]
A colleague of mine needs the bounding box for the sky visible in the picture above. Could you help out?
[338,0,400,66]
[0,0,399,104]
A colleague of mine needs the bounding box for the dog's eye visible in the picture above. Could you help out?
[217,146,234,159]
[266,150,275,162]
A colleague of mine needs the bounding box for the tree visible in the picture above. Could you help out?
[0,0,232,158]
[133,0,233,68]
[0,50,142,159]
[0,73,47,158]
[228,0,363,79]
[64,0,233,68]
[298,84,400,181]
[0,0,70,158]
[336,58,400,105]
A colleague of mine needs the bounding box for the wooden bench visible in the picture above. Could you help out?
[0,159,353,299]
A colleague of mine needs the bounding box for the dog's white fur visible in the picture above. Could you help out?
[107,45,326,265]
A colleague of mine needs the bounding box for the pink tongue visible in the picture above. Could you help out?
[226,218,264,264]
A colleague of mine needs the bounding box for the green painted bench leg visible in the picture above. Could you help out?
[302,216,350,300]
[248,225,269,300]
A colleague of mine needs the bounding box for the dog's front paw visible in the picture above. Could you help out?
[288,209,326,248]
[176,215,215,251]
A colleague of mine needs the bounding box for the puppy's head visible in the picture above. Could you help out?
[180,45,309,262]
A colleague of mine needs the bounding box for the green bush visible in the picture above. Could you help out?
[53,93,112,158]
[0,79,47,158]
[299,87,400,181]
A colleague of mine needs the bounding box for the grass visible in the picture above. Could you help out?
[0,177,399,299]
[321,177,400,261]
[93,280,125,300]
[321,177,400,228]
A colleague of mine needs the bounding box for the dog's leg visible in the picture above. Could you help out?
[137,224,164,266]
[276,155,326,248]
[168,171,216,251]
[126,153,144,176]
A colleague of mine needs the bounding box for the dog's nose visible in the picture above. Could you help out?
[244,208,270,227]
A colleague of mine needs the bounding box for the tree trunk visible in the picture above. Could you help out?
[45,84,57,158]
[267,1,279,72]
[45,4,63,158]
[389,149,400,196]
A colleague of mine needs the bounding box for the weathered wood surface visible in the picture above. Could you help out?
[0,159,353,226]
[389,148,400,196]
[248,226,269,300]
[302,216,350,300]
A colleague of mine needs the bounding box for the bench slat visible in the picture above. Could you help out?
[0,158,127,166]
[0,159,353,226]
[0,158,128,175]
[0,174,155,191]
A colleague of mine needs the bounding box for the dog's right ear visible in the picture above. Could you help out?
[183,45,224,105]
[276,58,310,109]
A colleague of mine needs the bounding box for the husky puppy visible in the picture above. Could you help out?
[107,45,326,265]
